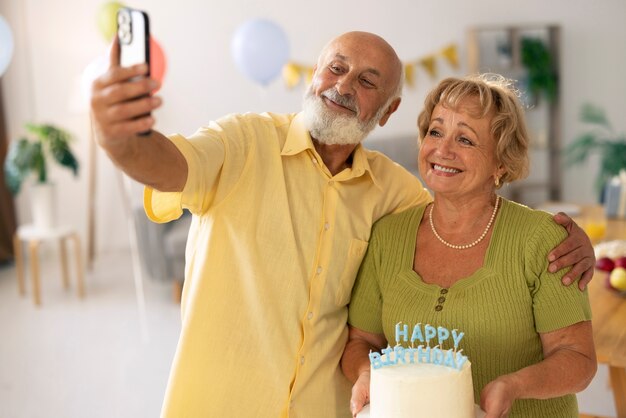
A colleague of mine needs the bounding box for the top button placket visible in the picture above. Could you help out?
[434,288,448,312]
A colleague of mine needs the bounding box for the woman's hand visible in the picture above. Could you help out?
[480,321,595,418]
[350,371,371,417]
[480,376,518,418]
[341,326,387,417]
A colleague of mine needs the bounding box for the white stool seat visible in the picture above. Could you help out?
[17,224,76,241]
[13,224,85,306]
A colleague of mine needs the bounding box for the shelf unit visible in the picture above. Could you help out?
[467,25,562,207]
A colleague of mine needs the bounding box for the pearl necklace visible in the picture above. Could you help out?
[428,195,500,250]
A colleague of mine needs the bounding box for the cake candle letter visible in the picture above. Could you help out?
[396,322,409,343]
[444,349,456,368]
[424,324,437,346]
[432,347,444,365]
[452,329,465,350]
[369,351,383,369]
[411,324,424,344]
[417,345,431,364]
[437,326,450,346]
[394,345,407,364]
[382,346,396,365]
[455,351,469,370]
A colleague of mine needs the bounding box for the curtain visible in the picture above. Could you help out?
[0,83,16,263]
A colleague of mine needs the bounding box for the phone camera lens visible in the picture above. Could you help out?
[118,28,132,44]
[117,10,130,25]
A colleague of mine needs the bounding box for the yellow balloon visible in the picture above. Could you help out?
[97,1,125,42]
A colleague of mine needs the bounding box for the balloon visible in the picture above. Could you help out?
[0,15,14,77]
[150,37,166,88]
[80,55,109,104]
[97,1,125,42]
[231,19,289,86]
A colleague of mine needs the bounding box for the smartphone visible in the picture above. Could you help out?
[117,8,152,135]
[117,8,150,71]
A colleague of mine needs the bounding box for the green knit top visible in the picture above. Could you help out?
[348,198,591,417]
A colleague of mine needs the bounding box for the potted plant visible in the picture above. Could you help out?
[520,37,558,103]
[565,103,626,198]
[4,123,79,229]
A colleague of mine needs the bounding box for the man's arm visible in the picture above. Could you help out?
[548,213,596,290]
[90,40,187,192]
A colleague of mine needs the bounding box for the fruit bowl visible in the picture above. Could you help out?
[595,240,626,296]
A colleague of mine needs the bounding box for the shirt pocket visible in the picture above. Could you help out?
[335,238,369,306]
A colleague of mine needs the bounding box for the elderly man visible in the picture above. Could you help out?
[91,31,594,418]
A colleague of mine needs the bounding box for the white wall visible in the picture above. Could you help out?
[1,0,625,252]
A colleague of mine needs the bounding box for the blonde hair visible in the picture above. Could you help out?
[417,74,529,185]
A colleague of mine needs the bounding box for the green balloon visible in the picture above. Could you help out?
[97,1,125,42]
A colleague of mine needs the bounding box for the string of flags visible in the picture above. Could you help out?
[282,43,459,89]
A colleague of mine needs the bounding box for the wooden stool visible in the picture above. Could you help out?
[13,225,85,306]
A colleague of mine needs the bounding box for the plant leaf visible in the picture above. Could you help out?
[30,142,46,183]
[564,133,599,164]
[580,103,610,128]
[4,140,26,195]
[47,125,79,175]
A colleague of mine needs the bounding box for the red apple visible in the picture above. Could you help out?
[614,256,626,269]
[596,257,615,272]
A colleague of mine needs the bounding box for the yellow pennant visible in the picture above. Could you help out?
[404,63,416,88]
[419,55,437,78]
[282,62,315,88]
[305,67,314,84]
[441,44,459,69]
[283,62,302,88]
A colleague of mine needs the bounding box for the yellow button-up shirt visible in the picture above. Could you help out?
[145,112,431,418]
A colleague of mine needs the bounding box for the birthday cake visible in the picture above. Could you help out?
[363,323,477,418]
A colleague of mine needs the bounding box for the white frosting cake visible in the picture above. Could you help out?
[368,352,475,418]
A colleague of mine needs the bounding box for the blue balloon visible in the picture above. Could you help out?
[0,15,14,77]
[231,19,289,86]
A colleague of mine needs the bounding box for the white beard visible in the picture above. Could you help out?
[301,86,388,146]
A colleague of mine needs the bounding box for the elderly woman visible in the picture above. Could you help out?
[341,74,597,418]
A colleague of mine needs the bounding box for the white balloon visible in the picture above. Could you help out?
[80,55,109,104]
[231,19,290,86]
[0,15,14,77]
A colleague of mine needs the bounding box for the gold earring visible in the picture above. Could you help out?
[495,176,500,187]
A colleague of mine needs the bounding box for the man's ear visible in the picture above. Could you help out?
[378,98,401,127]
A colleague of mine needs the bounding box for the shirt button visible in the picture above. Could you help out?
[438,296,446,303]
[307,312,313,320]
[312,157,318,164]
[435,305,443,311]
[440,289,449,294]
[324,222,330,231]
[300,356,305,364]
[328,180,334,186]
[316,266,323,274]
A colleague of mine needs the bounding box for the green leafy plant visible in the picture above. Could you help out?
[565,103,626,193]
[521,37,558,102]
[4,123,79,195]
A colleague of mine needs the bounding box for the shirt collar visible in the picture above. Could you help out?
[282,113,382,189]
